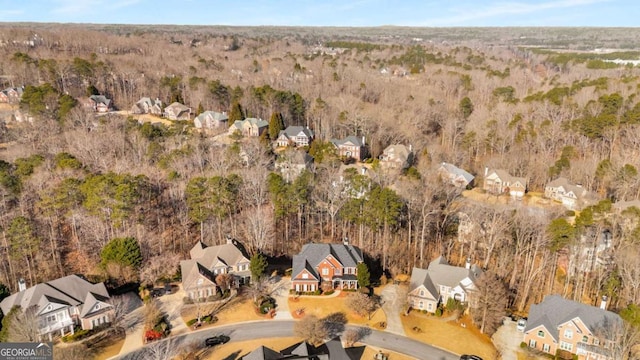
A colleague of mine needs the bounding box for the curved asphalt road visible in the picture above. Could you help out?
[116,320,459,360]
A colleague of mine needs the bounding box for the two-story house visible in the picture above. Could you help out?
[379,144,413,170]
[228,118,269,137]
[274,149,314,182]
[194,111,228,130]
[545,177,592,210]
[81,95,113,113]
[523,295,621,359]
[291,242,364,292]
[180,238,251,300]
[131,97,163,115]
[276,126,314,147]
[0,275,113,341]
[438,162,475,188]
[408,256,482,313]
[483,168,528,199]
[0,86,24,103]
[163,102,191,120]
[331,136,367,161]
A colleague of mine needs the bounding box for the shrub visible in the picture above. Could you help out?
[435,308,443,317]
[186,318,198,326]
[61,329,90,343]
[520,342,527,348]
[183,297,194,304]
[144,329,163,342]
[324,290,334,296]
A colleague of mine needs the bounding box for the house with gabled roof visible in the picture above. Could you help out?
[194,110,228,130]
[243,338,360,360]
[131,97,163,115]
[274,149,314,182]
[229,118,269,137]
[483,168,527,199]
[545,177,593,210]
[0,275,113,341]
[276,126,314,147]
[180,238,251,300]
[163,102,191,120]
[81,95,113,113]
[407,256,482,313]
[438,162,475,188]
[331,136,367,161]
[379,144,413,170]
[291,241,364,292]
[523,294,621,359]
[0,86,24,103]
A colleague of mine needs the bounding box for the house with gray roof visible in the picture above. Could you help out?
[438,162,475,188]
[229,118,269,137]
[523,294,621,359]
[545,177,593,210]
[194,110,228,130]
[180,238,251,300]
[407,256,482,313]
[243,338,360,360]
[331,136,367,161]
[131,97,163,115]
[0,275,113,341]
[276,126,314,147]
[483,168,527,199]
[291,242,364,293]
[274,149,314,182]
[379,144,413,170]
[163,102,191,120]
[0,86,24,103]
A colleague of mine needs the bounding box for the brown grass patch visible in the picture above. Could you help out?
[401,312,497,360]
[180,296,264,330]
[287,293,386,327]
[90,332,126,360]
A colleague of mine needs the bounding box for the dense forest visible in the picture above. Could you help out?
[1,24,640,319]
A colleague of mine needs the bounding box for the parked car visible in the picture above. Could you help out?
[205,335,230,347]
[151,288,164,298]
[460,355,483,360]
[516,318,527,332]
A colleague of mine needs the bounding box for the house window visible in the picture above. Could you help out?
[529,339,537,348]
[543,344,550,353]
[322,268,329,276]
[594,338,600,346]
[537,330,545,338]
[197,278,203,285]
[560,341,573,351]
[335,268,341,275]
[582,335,588,343]
[302,273,308,279]
[419,301,424,309]
[427,303,433,311]
[564,329,573,339]
[419,290,425,297]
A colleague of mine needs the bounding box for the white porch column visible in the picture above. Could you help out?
[61,327,65,337]
[48,332,52,341]
[70,324,75,335]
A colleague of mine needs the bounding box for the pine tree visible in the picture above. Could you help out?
[229,101,244,124]
[269,112,285,140]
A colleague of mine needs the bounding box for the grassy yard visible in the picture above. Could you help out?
[93,338,126,360]
[181,296,265,330]
[288,292,387,328]
[401,312,497,360]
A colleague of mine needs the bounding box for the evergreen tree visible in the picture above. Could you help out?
[229,101,244,124]
[100,237,143,270]
[356,262,371,289]
[196,102,204,116]
[269,112,285,140]
[249,253,268,281]
[459,96,474,120]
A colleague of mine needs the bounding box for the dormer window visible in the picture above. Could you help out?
[197,278,204,285]
[95,304,100,310]
[46,305,52,311]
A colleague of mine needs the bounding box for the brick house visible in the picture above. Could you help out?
[523,295,621,359]
[330,136,367,161]
[291,242,363,292]
[276,126,314,147]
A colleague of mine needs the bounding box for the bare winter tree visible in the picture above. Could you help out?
[108,293,139,335]
[346,292,379,320]
[139,253,181,287]
[294,314,329,346]
[470,271,509,335]
[5,306,40,342]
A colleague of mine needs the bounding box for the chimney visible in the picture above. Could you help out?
[362,136,365,146]
[343,237,349,246]
[18,278,26,292]
[600,295,608,310]
[484,166,489,177]
[465,257,471,270]
[409,144,413,152]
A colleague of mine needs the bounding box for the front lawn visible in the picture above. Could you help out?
[181,295,264,329]
[288,291,386,328]
[401,312,497,360]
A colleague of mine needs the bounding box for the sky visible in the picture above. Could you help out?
[0,0,637,27]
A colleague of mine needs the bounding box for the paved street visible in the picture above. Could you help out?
[116,320,459,360]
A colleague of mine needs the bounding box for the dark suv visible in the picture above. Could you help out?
[205,335,230,347]
[460,355,483,360]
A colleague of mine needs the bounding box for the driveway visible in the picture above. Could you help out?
[156,284,188,335]
[115,320,459,360]
[271,277,293,320]
[492,317,525,360]
[113,293,144,358]
[379,284,406,336]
